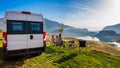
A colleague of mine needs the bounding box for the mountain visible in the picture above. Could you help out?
[44,18,96,37]
[103,23,120,34]
[95,23,120,42]
[96,30,120,42]
[0,18,3,28]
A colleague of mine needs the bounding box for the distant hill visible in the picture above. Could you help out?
[0,18,3,28]
[44,18,96,37]
[96,30,120,42]
[96,23,120,42]
[103,23,120,34]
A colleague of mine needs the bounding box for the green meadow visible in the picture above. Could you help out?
[0,39,119,68]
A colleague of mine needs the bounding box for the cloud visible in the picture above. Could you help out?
[67,3,96,13]
[61,0,120,31]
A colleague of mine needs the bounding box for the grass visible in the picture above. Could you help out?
[0,36,120,68]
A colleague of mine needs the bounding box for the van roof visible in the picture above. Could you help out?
[5,11,43,22]
[6,11,42,16]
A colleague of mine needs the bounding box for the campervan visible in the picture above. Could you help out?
[2,11,46,59]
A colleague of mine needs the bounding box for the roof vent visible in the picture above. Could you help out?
[21,11,31,14]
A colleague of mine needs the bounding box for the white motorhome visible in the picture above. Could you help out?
[2,11,46,59]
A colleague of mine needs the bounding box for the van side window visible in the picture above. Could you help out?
[12,23,23,32]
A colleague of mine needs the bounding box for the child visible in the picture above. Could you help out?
[51,35,55,46]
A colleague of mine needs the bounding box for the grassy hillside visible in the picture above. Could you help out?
[0,39,120,68]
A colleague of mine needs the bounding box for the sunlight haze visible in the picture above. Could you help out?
[61,0,120,31]
[0,0,120,31]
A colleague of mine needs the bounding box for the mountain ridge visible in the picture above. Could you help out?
[44,18,96,37]
[103,23,120,34]
[95,30,120,42]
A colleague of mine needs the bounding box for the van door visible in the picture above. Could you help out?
[27,22,43,49]
[7,20,28,50]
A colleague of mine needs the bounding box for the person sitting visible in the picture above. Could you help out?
[58,34,63,47]
[51,35,55,46]
[55,35,59,46]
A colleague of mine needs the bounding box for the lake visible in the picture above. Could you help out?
[76,36,100,41]
[110,42,120,47]
[76,36,120,47]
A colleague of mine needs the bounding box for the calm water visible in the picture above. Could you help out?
[111,42,120,47]
[76,36,100,41]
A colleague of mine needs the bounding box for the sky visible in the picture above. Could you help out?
[0,0,120,31]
